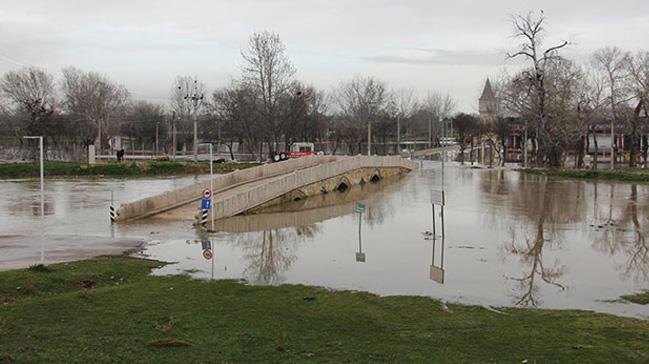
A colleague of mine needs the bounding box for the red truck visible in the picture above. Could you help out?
[272,142,317,162]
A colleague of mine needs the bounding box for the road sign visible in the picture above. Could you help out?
[355,252,366,263]
[430,265,445,284]
[355,202,365,213]
[203,189,212,199]
[202,249,213,260]
[430,190,445,206]
[201,240,212,250]
[200,199,211,210]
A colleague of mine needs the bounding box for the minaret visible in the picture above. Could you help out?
[479,79,497,124]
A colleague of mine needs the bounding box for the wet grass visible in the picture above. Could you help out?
[622,291,649,305]
[524,168,649,182]
[1,257,649,363]
[0,161,256,179]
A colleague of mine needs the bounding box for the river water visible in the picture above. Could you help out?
[1,162,648,319]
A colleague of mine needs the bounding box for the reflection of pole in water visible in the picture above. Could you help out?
[430,228,446,284]
[211,239,214,281]
[429,189,446,284]
[356,210,366,262]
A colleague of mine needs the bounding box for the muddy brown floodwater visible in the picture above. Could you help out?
[1,162,649,319]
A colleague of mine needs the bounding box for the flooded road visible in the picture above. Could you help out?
[1,163,649,318]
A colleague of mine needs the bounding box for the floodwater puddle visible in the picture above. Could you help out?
[2,163,649,319]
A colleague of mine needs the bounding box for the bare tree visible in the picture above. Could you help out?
[241,30,296,151]
[508,11,568,166]
[333,76,388,154]
[420,91,456,146]
[0,67,57,140]
[60,67,129,153]
[626,51,649,166]
[391,88,418,152]
[592,47,632,168]
[576,67,608,169]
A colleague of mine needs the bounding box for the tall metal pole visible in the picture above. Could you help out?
[193,117,198,162]
[610,120,615,170]
[523,126,528,168]
[209,143,214,232]
[155,122,159,155]
[428,117,432,149]
[396,114,401,154]
[24,136,44,262]
[367,120,372,156]
[171,111,177,161]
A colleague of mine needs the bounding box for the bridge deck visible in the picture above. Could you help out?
[115,155,417,223]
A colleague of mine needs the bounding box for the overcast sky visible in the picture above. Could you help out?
[1,0,648,112]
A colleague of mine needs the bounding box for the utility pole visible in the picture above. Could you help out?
[610,120,615,170]
[155,121,159,155]
[523,125,528,168]
[180,78,204,162]
[171,111,177,161]
[367,120,372,156]
[24,136,45,262]
[367,104,372,156]
[396,114,401,154]
[428,116,432,149]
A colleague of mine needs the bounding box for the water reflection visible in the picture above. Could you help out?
[3,165,649,318]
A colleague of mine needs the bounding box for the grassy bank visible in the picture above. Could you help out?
[1,257,648,363]
[524,168,649,183]
[622,291,649,305]
[0,161,257,179]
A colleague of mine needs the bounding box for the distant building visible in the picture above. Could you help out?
[478,79,497,124]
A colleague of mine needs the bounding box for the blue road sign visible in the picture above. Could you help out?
[201,198,211,210]
[355,202,365,213]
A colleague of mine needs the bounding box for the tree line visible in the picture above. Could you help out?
[3,12,646,166]
[0,30,457,161]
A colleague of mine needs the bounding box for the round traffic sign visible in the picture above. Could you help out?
[202,249,213,260]
[203,189,212,199]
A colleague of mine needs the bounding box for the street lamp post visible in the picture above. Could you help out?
[155,121,160,155]
[23,136,45,262]
[199,142,214,232]
[367,104,373,156]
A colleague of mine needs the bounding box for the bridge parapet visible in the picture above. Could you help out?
[212,155,417,220]
[116,155,416,222]
[116,155,338,222]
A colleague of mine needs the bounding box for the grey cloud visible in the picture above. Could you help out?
[364,49,509,67]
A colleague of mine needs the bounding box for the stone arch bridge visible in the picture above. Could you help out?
[114,155,417,223]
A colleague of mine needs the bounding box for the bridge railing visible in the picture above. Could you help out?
[116,155,338,221]
[213,155,417,219]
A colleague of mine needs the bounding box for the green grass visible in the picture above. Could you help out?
[0,161,257,179]
[1,257,649,363]
[622,291,649,305]
[524,168,649,182]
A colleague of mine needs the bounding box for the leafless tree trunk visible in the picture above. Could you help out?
[508,11,568,167]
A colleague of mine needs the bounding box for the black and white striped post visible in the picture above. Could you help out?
[110,205,117,223]
[109,191,117,223]
[200,209,209,228]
